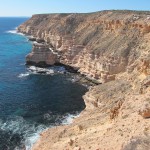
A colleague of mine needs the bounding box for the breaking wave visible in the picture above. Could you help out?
[6,28,24,36]
[0,112,80,150]
[0,116,47,150]
[18,66,67,78]
[18,73,30,78]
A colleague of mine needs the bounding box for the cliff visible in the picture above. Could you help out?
[18,10,150,150]
[18,10,150,83]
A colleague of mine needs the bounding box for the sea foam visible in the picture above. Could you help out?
[18,73,30,78]
[27,112,80,150]
[61,112,80,125]
[6,28,24,36]
[0,116,47,150]
[18,66,55,78]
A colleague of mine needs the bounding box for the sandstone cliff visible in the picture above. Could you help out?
[18,10,150,150]
[26,43,57,66]
[18,10,150,83]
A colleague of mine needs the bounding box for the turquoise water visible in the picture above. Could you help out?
[0,18,87,150]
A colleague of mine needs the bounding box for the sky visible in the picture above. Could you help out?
[0,0,150,17]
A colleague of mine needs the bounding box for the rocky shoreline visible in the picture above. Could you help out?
[18,10,150,150]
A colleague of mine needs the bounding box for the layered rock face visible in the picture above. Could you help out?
[26,43,57,66]
[18,10,150,150]
[18,10,150,82]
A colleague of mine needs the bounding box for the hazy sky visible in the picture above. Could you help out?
[0,0,150,17]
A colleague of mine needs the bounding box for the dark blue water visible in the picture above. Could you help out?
[0,18,87,150]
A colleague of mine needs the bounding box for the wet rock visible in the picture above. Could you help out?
[28,37,36,41]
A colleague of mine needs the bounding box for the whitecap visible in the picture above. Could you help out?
[0,117,47,150]
[6,30,17,34]
[26,66,68,76]
[28,66,54,75]
[25,113,79,149]
[33,41,38,44]
[46,70,55,75]
[18,73,30,78]
[18,66,55,79]
[28,66,37,71]
[20,63,26,66]
[24,125,47,150]
[61,112,80,125]
[0,112,80,149]
[6,30,24,36]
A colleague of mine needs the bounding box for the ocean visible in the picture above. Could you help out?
[0,17,87,150]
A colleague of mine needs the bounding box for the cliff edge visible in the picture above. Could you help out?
[18,10,150,150]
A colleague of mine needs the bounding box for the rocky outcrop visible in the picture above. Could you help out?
[18,10,150,150]
[26,43,57,66]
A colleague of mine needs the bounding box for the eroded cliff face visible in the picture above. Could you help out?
[26,43,57,66]
[18,10,150,150]
[18,10,150,83]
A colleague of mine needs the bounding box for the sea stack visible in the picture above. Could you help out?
[26,43,57,66]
